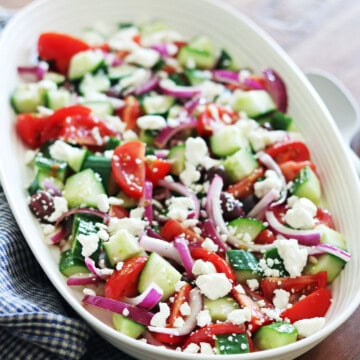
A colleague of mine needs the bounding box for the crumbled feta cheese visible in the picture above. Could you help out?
[137,115,166,130]
[285,196,317,230]
[166,196,195,222]
[150,303,170,327]
[227,308,252,325]
[180,302,191,316]
[276,239,308,277]
[130,207,145,219]
[115,262,124,271]
[141,29,183,47]
[179,163,201,187]
[246,279,259,291]
[119,68,150,90]
[83,288,96,296]
[197,80,224,101]
[174,280,187,292]
[185,137,209,167]
[108,197,124,206]
[46,196,68,222]
[103,115,126,133]
[122,129,138,141]
[192,259,217,276]
[273,289,291,310]
[96,194,109,213]
[195,273,232,300]
[122,308,130,317]
[201,238,219,253]
[196,310,212,327]
[258,258,281,277]
[108,216,147,237]
[248,128,288,152]
[173,317,185,328]
[49,140,84,165]
[254,170,283,199]
[260,307,282,322]
[91,126,103,145]
[41,224,55,236]
[294,317,326,338]
[77,233,99,257]
[125,48,160,68]
[97,229,109,241]
[183,343,200,354]
[200,342,214,355]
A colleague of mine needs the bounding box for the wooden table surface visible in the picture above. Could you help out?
[224,0,360,359]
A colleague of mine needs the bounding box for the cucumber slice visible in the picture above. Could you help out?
[253,322,298,350]
[68,50,104,80]
[112,314,145,338]
[142,95,174,115]
[215,49,235,70]
[11,84,46,113]
[103,229,142,266]
[232,90,276,118]
[210,126,248,157]
[67,148,89,173]
[226,249,260,282]
[223,148,259,183]
[64,168,106,208]
[82,101,114,117]
[228,218,266,244]
[28,171,65,195]
[139,129,156,146]
[138,252,182,300]
[263,248,288,277]
[59,249,90,277]
[216,333,250,354]
[35,153,68,182]
[45,89,72,110]
[108,64,138,82]
[79,72,111,95]
[204,296,239,321]
[167,144,186,176]
[291,166,321,205]
[81,154,111,190]
[185,69,212,85]
[43,71,66,85]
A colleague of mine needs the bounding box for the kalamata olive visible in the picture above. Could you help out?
[239,194,258,214]
[220,192,244,221]
[205,165,231,188]
[29,190,55,221]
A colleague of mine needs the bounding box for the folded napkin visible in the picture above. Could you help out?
[0,187,133,360]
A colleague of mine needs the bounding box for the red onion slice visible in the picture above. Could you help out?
[41,178,62,196]
[174,236,194,278]
[183,97,201,115]
[55,208,110,227]
[265,210,321,245]
[124,283,163,310]
[243,77,265,90]
[148,288,202,336]
[49,227,66,244]
[84,257,113,280]
[262,68,288,113]
[143,181,153,225]
[67,274,99,286]
[202,219,229,253]
[17,62,48,81]
[134,76,160,96]
[83,295,154,326]
[247,188,279,220]
[314,243,351,262]
[159,79,201,98]
[212,69,240,85]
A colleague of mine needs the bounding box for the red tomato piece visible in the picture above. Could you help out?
[160,219,204,243]
[38,32,90,75]
[109,205,129,219]
[280,287,332,323]
[16,113,45,149]
[260,272,328,303]
[151,332,187,346]
[115,96,142,131]
[280,160,317,181]
[182,323,246,348]
[190,248,235,282]
[255,229,276,245]
[316,207,335,229]
[168,282,192,327]
[104,256,148,300]
[111,141,146,199]
[265,140,310,164]
[145,158,172,186]
[226,167,265,199]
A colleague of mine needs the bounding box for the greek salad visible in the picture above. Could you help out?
[12,20,351,355]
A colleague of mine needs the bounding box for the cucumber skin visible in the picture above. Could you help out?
[228,218,266,242]
[59,249,90,277]
[204,296,239,321]
[112,314,145,339]
[167,144,186,176]
[227,249,260,282]
[291,166,321,205]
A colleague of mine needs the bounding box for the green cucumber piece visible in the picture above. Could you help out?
[108,64,138,82]
[263,248,288,277]
[43,71,66,85]
[68,50,104,80]
[81,155,111,190]
[215,49,235,70]
[204,296,239,321]
[34,153,68,182]
[112,314,145,338]
[228,218,266,245]
[64,168,106,208]
[103,229,142,266]
[59,249,90,277]
[216,333,250,354]
[45,88,72,110]
[210,126,248,157]
[226,249,260,282]
[139,129,156,146]
[222,148,259,182]
[28,171,64,195]
[11,84,46,113]
[167,144,186,176]
[138,252,182,300]
[82,100,114,117]
[254,322,298,350]
[142,95,174,115]
[184,69,211,85]
[291,166,321,205]
[232,90,276,118]
[79,72,111,95]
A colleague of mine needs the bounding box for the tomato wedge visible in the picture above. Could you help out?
[111,141,146,199]
[151,332,187,346]
[104,256,148,300]
[168,282,192,327]
[260,272,328,303]
[190,248,235,282]
[254,229,276,245]
[16,113,45,149]
[115,96,142,131]
[280,287,332,323]
[279,160,317,181]
[265,140,310,164]
[109,205,129,219]
[183,323,246,348]
[38,32,90,75]
[145,158,172,186]
[316,207,335,229]
[160,219,204,243]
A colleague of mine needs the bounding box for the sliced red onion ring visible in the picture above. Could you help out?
[314,244,351,262]
[67,274,99,286]
[41,178,62,196]
[134,76,160,96]
[83,295,154,326]
[212,69,240,85]
[143,181,153,225]
[139,235,182,264]
[262,68,288,113]
[243,77,265,90]
[124,283,163,310]
[247,188,279,220]
[154,149,169,159]
[257,151,287,207]
[202,219,229,252]
[84,257,113,280]
[146,228,164,239]
[265,210,321,245]
[49,227,66,244]
[158,179,200,220]
[151,43,176,57]
[174,236,194,278]
[155,117,197,149]
[183,97,200,115]
[159,78,201,98]
[55,208,110,227]
[17,62,48,81]
[148,288,202,336]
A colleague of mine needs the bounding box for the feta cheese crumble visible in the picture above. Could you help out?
[192,259,217,276]
[150,303,170,327]
[46,196,68,222]
[272,289,291,310]
[77,233,99,257]
[227,308,252,325]
[137,115,166,130]
[254,170,283,199]
[196,309,212,327]
[166,196,195,222]
[195,273,232,300]
[294,317,326,338]
[285,196,317,229]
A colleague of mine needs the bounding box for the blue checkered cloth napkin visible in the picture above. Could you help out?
[0,188,134,360]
